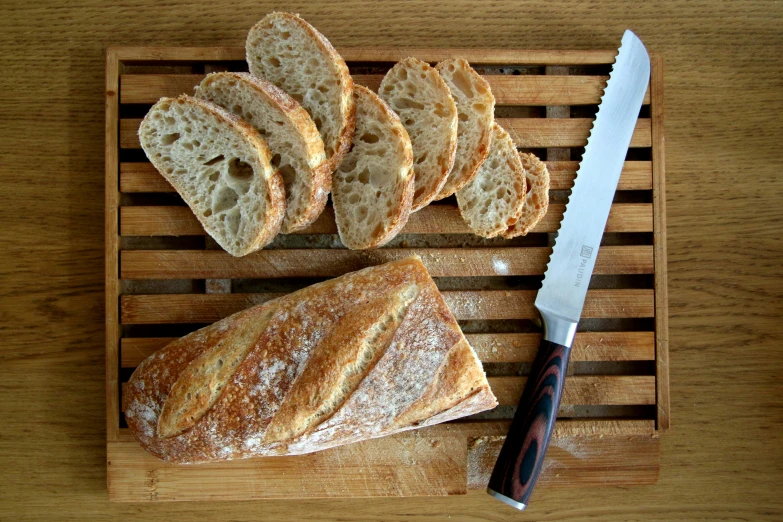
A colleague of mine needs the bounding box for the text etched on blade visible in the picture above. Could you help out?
[574,246,593,287]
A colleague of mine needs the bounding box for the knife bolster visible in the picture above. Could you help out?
[537,308,578,347]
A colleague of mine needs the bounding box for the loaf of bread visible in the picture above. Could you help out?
[123,257,497,463]
[456,122,527,238]
[138,95,285,256]
[246,12,355,173]
[195,72,331,234]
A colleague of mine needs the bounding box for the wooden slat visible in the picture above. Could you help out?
[120,376,654,413]
[120,73,650,106]
[501,118,651,148]
[115,419,657,443]
[120,332,655,368]
[651,54,670,431]
[120,163,174,192]
[108,435,467,501]
[111,46,620,65]
[105,49,121,442]
[120,117,652,149]
[119,246,653,280]
[468,331,655,363]
[466,433,659,490]
[119,203,653,236]
[119,160,652,193]
[489,376,656,406]
[119,289,654,324]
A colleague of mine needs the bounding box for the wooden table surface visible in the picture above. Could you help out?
[1,0,781,520]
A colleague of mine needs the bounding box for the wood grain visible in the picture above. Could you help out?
[120,116,651,149]
[2,0,782,520]
[120,331,656,367]
[119,203,654,236]
[105,49,121,443]
[120,73,650,105]
[119,160,652,192]
[651,54,671,432]
[108,435,468,501]
[119,289,655,324]
[118,246,654,279]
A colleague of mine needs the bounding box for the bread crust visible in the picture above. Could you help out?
[123,257,497,463]
[196,72,331,233]
[333,85,414,250]
[246,12,355,173]
[434,59,495,199]
[379,57,458,212]
[502,152,551,238]
[138,95,285,255]
[456,122,527,238]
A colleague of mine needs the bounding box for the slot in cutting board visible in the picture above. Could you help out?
[105,46,668,502]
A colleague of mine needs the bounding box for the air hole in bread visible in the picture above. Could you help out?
[270,153,282,168]
[161,132,180,145]
[279,164,296,190]
[227,158,253,181]
[360,132,380,144]
[392,97,425,111]
[204,208,213,217]
[398,68,408,81]
[213,187,239,214]
[348,193,360,204]
[204,155,225,166]
[280,30,291,39]
[450,70,474,98]
[357,205,368,222]
[458,112,469,122]
[473,103,487,113]
[181,142,194,151]
[267,57,281,67]
[357,168,370,184]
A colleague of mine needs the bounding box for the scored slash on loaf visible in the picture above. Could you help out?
[123,257,497,463]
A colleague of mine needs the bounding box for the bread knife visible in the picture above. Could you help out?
[487,30,650,510]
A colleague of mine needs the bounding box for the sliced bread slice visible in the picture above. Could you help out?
[379,57,458,211]
[502,153,551,238]
[332,85,414,250]
[195,72,330,233]
[456,122,527,238]
[138,95,285,256]
[246,12,355,173]
[434,58,495,199]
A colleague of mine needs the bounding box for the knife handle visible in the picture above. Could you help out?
[487,339,572,509]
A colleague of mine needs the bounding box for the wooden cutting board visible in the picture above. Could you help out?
[105,45,668,502]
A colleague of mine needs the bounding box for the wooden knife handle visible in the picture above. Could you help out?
[487,339,572,509]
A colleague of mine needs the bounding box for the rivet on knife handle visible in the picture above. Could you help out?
[487,30,650,510]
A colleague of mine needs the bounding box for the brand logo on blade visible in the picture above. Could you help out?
[574,246,593,287]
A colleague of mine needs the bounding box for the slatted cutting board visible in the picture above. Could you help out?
[105,46,668,502]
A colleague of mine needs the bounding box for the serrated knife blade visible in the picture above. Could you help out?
[487,30,651,511]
